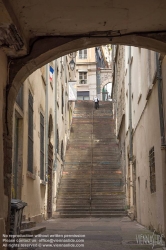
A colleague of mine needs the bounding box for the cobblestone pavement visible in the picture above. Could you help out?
[18,217,165,250]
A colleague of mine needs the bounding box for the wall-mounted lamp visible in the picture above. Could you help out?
[69,52,77,71]
[69,59,75,71]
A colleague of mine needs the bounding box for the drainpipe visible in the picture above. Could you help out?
[45,64,49,181]
[128,46,133,211]
[54,60,57,171]
[156,52,166,245]
[156,53,165,146]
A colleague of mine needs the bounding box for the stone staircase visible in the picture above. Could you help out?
[54,100,126,218]
[20,216,46,235]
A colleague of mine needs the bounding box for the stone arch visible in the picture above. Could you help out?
[3,32,166,236]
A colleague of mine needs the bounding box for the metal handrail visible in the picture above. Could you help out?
[90,109,94,215]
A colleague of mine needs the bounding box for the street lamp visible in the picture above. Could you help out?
[69,52,77,71]
[69,59,75,71]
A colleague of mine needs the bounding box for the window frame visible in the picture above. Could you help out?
[40,112,45,180]
[79,49,87,59]
[79,72,87,84]
[27,91,34,173]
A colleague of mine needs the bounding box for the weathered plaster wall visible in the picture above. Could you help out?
[133,83,164,233]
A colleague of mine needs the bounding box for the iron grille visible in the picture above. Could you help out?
[40,113,44,180]
[149,146,156,193]
[16,85,23,110]
[28,91,33,173]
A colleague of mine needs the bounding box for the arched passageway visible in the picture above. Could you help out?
[1,0,166,237]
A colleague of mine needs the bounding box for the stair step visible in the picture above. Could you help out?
[21,221,36,230]
[56,101,125,218]
[20,226,46,235]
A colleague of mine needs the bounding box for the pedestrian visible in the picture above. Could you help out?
[97,98,99,109]
[94,96,99,109]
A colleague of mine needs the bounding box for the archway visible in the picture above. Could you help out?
[2,0,166,235]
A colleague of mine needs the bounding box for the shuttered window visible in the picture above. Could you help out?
[79,49,87,59]
[79,72,87,84]
[40,113,44,180]
[61,141,64,161]
[149,146,156,193]
[28,91,33,173]
[57,129,59,154]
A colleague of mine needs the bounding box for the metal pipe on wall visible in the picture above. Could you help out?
[45,64,49,181]
[54,60,57,171]
[156,52,166,246]
[156,52,166,146]
[128,46,133,211]
[129,46,133,161]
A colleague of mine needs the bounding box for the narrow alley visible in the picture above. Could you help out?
[23,217,164,250]
[18,101,165,250]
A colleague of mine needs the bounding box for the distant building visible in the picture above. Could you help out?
[75,46,111,101]
[76,48,96,100]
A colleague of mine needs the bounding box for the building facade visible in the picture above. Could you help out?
[76,48,96,100]
[12,56,76,222]
[75,46,111,101]
[112,45,166,234]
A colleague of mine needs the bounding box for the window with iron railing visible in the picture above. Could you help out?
[149,146,156,193]
[28,91,33,173]
[79,49,87,59]
[40,113,44,180]
[79,72,87,84]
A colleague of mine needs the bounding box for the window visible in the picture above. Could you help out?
[79,72,87,84]
[149,146,156,193]
[79,49,87,59]
[16,85,23,110]
[40,113,44,180]
[77,91,89,100]
[28,91,33,173]
[57,129,59,154]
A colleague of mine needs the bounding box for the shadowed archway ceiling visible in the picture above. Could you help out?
[1,0,166,87]
[1,0,166,57]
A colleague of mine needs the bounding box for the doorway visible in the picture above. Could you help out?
[47,142,53,218]
[12,112,23,199]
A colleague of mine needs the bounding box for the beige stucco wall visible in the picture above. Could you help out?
[11,56,75,221]
[133,83,164,233]
[113,45,165,234]
[0,49,8,246]
[128,48,164,233]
